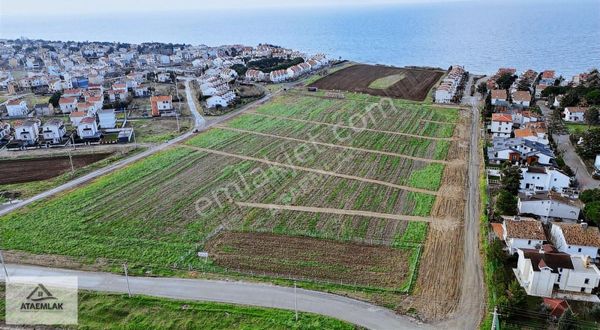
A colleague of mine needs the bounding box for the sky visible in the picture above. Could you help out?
[0,0,468,16]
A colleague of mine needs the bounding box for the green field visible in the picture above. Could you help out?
[0,92,459,298]
[0,286,355,330]
[368,73,406,89]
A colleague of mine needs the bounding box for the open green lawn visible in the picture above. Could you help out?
[0,285,356,330]
[0,93,459,298]
[565,122,597,134]
[368,73,406,89]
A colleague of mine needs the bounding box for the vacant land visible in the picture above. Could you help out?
[0,153,110,184]
[0,91,466,317]
[0,285,354,330]
[129,118,191,143]
[309,64,444,101]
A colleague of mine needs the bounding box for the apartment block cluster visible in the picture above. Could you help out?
[486,67,600,302]
[433,65,467,104]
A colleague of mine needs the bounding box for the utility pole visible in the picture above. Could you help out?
[123,263,132,298]
[0,249,9,282]
[294,282,298,322]
[491,306,500,330]
[67,148,74,174]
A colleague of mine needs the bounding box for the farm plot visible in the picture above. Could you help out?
[0,91,466,311]
[308,64,444,101]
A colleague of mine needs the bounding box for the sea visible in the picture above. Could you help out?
[1,0,599,76]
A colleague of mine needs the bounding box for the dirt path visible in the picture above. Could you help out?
[215,125,449,164]
[234,202,457,224]
[419,119,454,124]
[181,145,440,196]
[246,111,455,141]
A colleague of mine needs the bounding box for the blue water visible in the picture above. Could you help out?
[1,0,599,76]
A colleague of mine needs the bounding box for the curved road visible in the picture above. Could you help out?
[1,264,430,330]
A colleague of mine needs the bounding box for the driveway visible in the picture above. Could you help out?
[1,264,430,330]
[554,134,599,190]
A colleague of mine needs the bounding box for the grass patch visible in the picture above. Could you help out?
[407,192,435,217]
[368,73,406,89]
[0,285,355,329]
[408,163,444,190]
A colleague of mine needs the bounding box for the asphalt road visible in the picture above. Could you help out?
[1,264,430,330]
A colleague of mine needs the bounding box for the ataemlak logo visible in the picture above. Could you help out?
[6,276,78,325]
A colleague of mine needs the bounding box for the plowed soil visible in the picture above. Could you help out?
[309,64,444,101]
[206,231,412,288]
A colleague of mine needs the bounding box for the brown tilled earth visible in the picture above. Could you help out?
[308,64,444,101]
[407,112,470,321]
[0,153,111,184]
[206,231,412,288]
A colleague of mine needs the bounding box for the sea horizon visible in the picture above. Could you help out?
[1,0,599,76]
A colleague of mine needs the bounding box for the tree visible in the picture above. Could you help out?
[517,79,531,91]
[506,279,527,309]
[585,106,600,127]
[496,73,517,90]
[495,189,518,216]
[585,89,600,105]
[576,128,600,159]
[48,91,62,107]
[477,82,487,95]
[560,90,580,107]
[583,201,600,226]
[501,166,522,194]
[580,189,600,203]
[558,308,577,330]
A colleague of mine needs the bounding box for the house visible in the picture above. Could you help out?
[487,137,555,165]
[133,85,149,97]
[512,91,532,108]
[514,127,549,145]
[41,119,66,144]
[550,222,600,259]
[519,167,571,193]
[69,111,87,126]
[6,99,28,117]
[14,120,40,144]
[491,89,508,106]
[76,102,97,115]
[513,246,600,300]
[245,69,266,82]
[434,65,465,104]
[563,107,587,123]
[543,298,570,319]
[33,103,53,116]
[157,72,171,83]
[77,116,100,139]
[59,97,78,113]
[518,191,583,222]
[98,109,116,129]
[107,89,128,102]
[150,95,173,117]
[490,113,513,137]
[269,69,289,83]
[62,88,83,98]
[539,70,556,86]
[493,216,546,255]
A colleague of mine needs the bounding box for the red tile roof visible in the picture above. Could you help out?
[492,113,513,122]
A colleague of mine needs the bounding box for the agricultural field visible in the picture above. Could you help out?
[0,153,110,184]
[308,64,444,101]
[0,91,467,319]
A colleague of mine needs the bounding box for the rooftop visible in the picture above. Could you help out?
[552,223,600,248]
[491,89,507,99]
[505,219,546,240]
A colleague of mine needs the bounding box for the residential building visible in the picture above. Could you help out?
[6,99,28,117]
[98,109,116,129]
[33,103,53,116]
[0,122,11,141]
[41,119,66,144]
[519,167,571,193]
[488,137,555,165]
[493,216,546,255]
[245,69,266,82]
[550,223,600,259]
[514,246,600,300]
[563,107,587,123]
[512,91,532,108]
[490,113,513,137]
[539,70,556,86]
[150,95,173,117]
[14,120,40,144]
[514,127,549,145]
[69,111,87,126]
[518,191,583,222]
[491,89,508,106]
[434,65,465,104]
[59,97,77,113]
[77,116,100,139]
